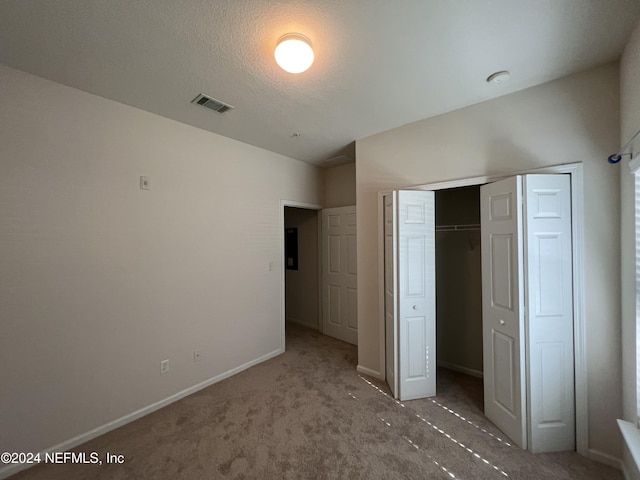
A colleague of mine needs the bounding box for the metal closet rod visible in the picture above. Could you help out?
[435,223,480,232]
[608,127,640,164]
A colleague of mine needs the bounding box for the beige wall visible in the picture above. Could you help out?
[323,163,356,208]
[435,187,482,375]
[0,65,322,460]
[620,19,640,477]
[285,207,319,330]
[356,63,621,459]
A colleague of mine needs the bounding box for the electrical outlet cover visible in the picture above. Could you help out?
[140,176,150,190]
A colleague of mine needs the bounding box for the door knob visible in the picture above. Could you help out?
[412,305,418,310]
[499,319,505,325]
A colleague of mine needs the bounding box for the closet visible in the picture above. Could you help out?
[435,186,483,380]
[382,174,575,453]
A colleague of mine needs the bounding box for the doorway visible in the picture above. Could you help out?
[280,201,359,350]
[284,206,321,332]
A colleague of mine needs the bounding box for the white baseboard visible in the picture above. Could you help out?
[437,360,483,379]
[356,364,384,381]
[0,348,284,480]
[286,317,318,330]
[588,447,622,471]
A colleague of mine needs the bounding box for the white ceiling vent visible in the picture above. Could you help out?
[191,94,234,114]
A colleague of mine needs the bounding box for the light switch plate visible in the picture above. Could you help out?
[160,358,169,374]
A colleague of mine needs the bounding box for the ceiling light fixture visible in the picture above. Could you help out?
[275,34,314,74]
[486,71,511,84]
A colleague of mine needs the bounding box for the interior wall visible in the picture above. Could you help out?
[435,186,482,376]
[620,18,640,476]
[356,63,621,459]
[284,207,319,330]
[0,65,323,459]
[323,163,356,208]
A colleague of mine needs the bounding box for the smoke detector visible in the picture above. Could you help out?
[486,71,511,84]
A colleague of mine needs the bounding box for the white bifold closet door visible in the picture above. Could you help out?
[481,174,574,453]
[383,174,574,453]
[384,190,436,401]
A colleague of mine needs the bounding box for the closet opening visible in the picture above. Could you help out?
[435,185,484,413]
[380,162,585,453]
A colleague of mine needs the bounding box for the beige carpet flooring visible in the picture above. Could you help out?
[11,324,620,479]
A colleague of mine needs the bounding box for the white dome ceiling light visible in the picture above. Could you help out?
[274,33,314,74]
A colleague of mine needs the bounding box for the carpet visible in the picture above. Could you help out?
[10,324,620,479]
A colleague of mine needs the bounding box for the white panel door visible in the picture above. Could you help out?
[384,193,398,397]
[322,206,357,345]
[481,176,527,449]
[524,174,574,453]
[397,190,436,401]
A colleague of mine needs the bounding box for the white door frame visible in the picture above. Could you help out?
[376,161,587,456]
[280,200,323,351]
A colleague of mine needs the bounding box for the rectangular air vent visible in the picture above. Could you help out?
[191,94,234,114]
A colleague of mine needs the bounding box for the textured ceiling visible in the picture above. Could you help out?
[1,0,639,166]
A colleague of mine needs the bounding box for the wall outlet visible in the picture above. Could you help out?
[160,358,170,375]
[193,350,202,363]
